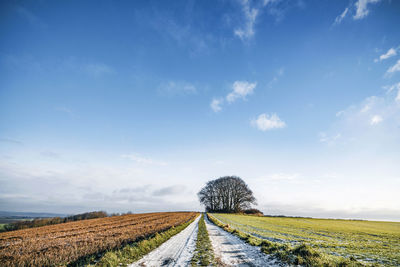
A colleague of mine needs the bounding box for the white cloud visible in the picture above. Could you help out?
[370,115,383,125]
[383,82,400,94]
[210,80,256,112]
[210,98,223,112]
[359,96,380,115]
[251,113,286,131]
[335,0,383,25]
[158,81,197,96]
[234,0,282,41]
[121,154,167,166]
[334,7,349,25]
[0,158,197,213]
[383,82,400,102]
[227,81,256,103]
[375,47,397,62]
[234,0,259,40]
[386,59,400,77]
[353,0,381,20]
[322,92,400,146]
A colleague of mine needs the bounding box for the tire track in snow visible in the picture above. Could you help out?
[205,215,279,267]
[129,215,200,267]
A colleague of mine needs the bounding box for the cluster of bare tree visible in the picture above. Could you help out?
[198,176,256,213]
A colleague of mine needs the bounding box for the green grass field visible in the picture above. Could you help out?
[191,214,214,266]
[211,214,400,266]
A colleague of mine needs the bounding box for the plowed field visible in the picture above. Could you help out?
[0,211,198,266]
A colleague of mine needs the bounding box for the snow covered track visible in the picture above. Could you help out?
[205,216,279,267]
[129,215,200,267]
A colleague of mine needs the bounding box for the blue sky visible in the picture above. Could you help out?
[1,0,400,220]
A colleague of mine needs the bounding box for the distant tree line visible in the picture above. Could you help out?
[198,176,257,213]
[1,211,107,232]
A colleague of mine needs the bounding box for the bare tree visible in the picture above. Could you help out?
[198,176,256,213]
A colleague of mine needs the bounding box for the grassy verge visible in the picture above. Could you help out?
[207,213,371,267]
[85,215,198,266]
[191,214,214,266]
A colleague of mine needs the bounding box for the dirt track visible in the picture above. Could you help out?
[129,215,200,267]
[205,216,278,266]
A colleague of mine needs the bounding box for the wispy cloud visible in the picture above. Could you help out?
[319,132,342,144]
[321,90,400,147]
[251,113,286,131]
[385,59,400,77]
[334,0,382,25]
[227,81,256,103]
[353,0,382,20]
[234,0,260,40]
[382,82,400,102]
[333,7,349,25]
[121,153,167,166]
[375,47,398,62]
[158,81,197,96]
[383,82,400,94]
[210,98,223,113]
[210,81,256,112]
[234,0,285,41]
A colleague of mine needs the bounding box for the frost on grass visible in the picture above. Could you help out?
[205,214,278,267]
[211,213,400,266]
